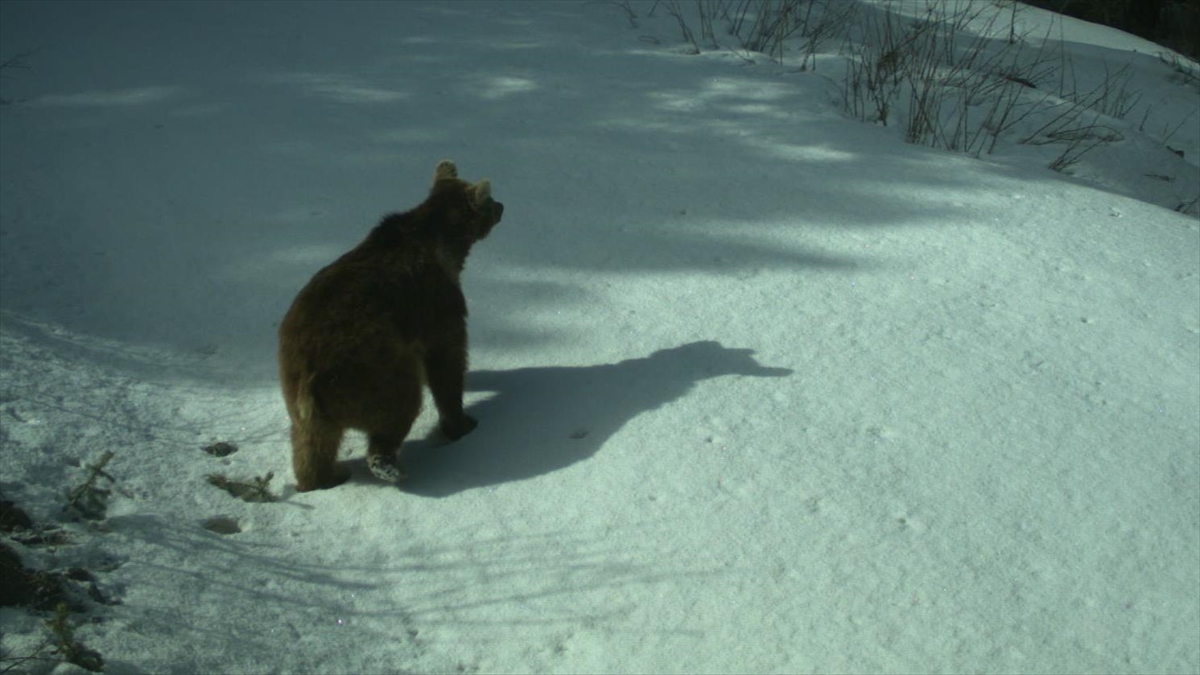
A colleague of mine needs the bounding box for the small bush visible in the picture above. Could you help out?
[207,472,278,503]
[43,603,104,672]
[66,452,117,521]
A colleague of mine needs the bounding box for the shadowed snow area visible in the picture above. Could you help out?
[0,1,1197,673]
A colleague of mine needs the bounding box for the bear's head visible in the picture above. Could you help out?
[428,160,503,243]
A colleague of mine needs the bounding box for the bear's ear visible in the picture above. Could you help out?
[470,180,492,208]
[433,160,458,184]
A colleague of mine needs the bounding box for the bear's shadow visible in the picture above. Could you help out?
[392,341,792,497]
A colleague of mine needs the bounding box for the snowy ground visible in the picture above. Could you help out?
[0,1,1197,673]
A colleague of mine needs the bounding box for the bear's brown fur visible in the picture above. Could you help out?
[278,160,503,491]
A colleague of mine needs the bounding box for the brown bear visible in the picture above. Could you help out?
[278,160,503,491]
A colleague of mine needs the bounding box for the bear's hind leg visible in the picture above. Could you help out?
[292,419,347,492]
[424,335,478,440]
[366,433,409,483]
[364,378,421,484]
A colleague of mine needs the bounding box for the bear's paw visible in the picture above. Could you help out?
[366,454,407,483]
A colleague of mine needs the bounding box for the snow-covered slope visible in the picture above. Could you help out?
[1,2,1197,673]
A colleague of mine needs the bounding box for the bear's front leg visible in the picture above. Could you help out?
[424,333,478,440]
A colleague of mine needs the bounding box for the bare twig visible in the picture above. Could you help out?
[0,636,55,674]
[586,0,639,29]
[0,48,39,106]
[664,0,701,53]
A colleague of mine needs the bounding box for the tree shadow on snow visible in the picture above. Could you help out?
[397,341,791,498]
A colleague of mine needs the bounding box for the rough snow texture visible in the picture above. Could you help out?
[0,1,1197,673]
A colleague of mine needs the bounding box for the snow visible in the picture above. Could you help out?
[0,1,1197,673]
